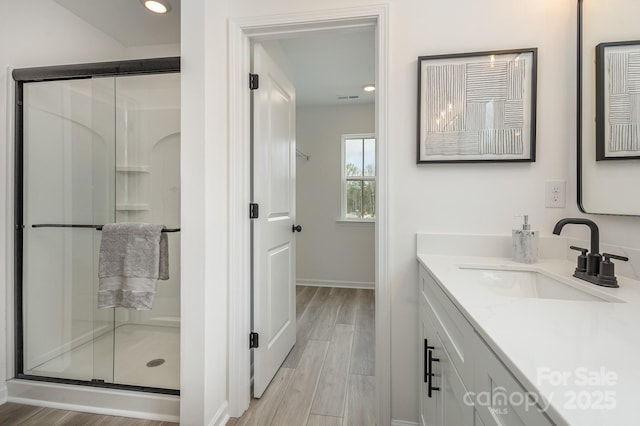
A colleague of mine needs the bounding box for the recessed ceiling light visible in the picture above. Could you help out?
[141,0,171,14]
[362,84,376,92]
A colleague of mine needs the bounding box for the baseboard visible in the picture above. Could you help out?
[391,420,419,426]
[297,279,374,289]
[208,401,229,426]
[0,385,7,404]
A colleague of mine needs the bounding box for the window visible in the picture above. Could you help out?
[341,134,376,220]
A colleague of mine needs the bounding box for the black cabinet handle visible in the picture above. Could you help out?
[292,224,302,233]
[424,338,434,383]
[427,349,440,398]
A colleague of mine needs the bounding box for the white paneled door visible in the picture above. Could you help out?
[252,43,297,398]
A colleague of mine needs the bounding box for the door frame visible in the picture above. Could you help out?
[228,4,391,424]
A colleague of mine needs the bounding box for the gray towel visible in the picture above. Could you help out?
[98,223,169,310]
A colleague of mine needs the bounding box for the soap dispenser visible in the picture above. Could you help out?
[512,215,538,264]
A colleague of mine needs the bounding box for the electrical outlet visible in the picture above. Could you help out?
[545,180,566,208]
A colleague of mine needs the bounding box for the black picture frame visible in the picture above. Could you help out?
[596,40,640,161]
[417,48,537,164]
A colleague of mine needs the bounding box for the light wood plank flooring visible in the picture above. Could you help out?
[0,402,177,426]
[0,287,374,426]
[228,286,375,426]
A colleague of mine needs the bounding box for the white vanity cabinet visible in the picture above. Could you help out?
[419,264,556,426]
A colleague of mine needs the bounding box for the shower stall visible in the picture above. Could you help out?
[13,58,181,396]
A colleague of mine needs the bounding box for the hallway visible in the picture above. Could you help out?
[229,286,376,426]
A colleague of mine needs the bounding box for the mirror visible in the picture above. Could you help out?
[579,0,640,215]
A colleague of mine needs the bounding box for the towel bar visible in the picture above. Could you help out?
[31,224,181,232]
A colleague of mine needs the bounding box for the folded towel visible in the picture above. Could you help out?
[98,223,169,310]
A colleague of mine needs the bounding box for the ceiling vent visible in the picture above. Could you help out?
[337,95,360,101]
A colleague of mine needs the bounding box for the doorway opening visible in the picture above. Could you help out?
[228,5,390,424]
[244,29,376,424]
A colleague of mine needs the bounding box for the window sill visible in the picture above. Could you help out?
[336,218,376,224]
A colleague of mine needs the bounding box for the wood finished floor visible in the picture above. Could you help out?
[228,286,376,426]
[0,402,177,425]
[0,287,374,426]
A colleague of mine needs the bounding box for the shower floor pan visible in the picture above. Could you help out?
[26,324,180,390]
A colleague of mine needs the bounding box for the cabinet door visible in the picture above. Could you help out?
[474,334,554,426]
[420,266,475,385]
[420,305,474,426]
[435,332,474,426]
[419,305,442,426]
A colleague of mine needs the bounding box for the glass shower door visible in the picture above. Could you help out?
[110,73,181,390]
[19,65,180,392]
[22,77,115,383]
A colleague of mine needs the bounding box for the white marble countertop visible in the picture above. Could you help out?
[417,252,640,426]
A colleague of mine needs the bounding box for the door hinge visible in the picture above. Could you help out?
[249,203,259,219]
[249,73,259,90]
[249,332,259,349]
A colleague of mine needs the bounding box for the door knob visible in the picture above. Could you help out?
[292,224,302,233]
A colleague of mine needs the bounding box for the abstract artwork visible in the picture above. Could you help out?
[417,49,537,163]
[596,41,640,160]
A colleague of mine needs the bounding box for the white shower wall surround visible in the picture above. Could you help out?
[17,64,181,405]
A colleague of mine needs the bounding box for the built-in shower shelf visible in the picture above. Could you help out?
[116,165,150,173]
[116,203,149,211]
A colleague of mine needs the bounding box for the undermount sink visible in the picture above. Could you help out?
[457,265,624,303]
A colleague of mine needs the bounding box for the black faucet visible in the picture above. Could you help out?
[552,218,601,275]
[552,218,627,288]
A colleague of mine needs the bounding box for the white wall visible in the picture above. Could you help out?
[387,0,640,420]
[296,104,375,286]
[125,44,180,60]
[224,0,596,423]
[180,0,230,424]
[388,1,579,421]
[0,0,127,403]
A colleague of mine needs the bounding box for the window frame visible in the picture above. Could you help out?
[340,133,376,222]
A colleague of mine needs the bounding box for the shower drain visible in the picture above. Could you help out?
[146,358,165,368]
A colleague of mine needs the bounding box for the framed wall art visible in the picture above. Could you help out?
[417,48,537,163]
[596,40,640,160]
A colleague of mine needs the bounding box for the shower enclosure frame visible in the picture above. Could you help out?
[13,57,180,396]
